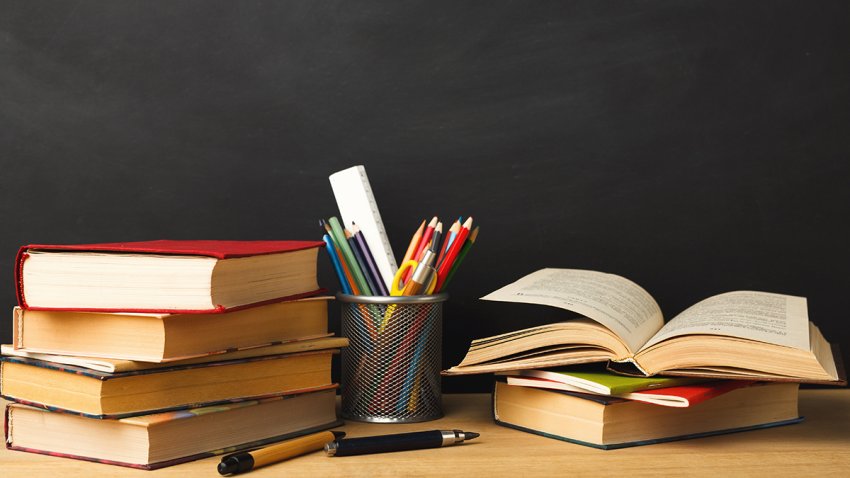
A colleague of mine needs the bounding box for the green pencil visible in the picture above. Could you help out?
[328,216,373,295]
[441,226,478,290]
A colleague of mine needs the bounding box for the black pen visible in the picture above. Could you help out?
[324,429,479,457]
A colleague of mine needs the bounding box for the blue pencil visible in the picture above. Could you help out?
[323,234,351,294]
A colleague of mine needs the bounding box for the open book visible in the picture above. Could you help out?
[444,269,844,384]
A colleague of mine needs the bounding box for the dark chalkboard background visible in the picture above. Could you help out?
[2,1,849,392]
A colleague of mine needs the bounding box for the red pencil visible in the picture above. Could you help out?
[405,216,437,281]
[435,217,472,291]
[437,219,459,265]
[414,217,438,261]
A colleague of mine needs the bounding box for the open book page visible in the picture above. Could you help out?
[640,291,810,351]
[481,269,664,353]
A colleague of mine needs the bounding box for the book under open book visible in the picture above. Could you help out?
[445,269,845,384]
[493,379,801,449]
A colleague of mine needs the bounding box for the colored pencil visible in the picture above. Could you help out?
[429,222,443,255]
[322,220,360,294]
[322,233,351,294]
[435,217,472,291]
[411,216,438,264]
[441,225,478,290]
[437,219,460,266]
[328,216,373,295]
[347,227,381,297]
[399,219,426,279]
[351,223,390,296]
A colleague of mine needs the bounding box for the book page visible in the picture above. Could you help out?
[481,269,664,353]
[641,291,810,351]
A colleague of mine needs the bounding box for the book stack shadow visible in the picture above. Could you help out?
[2,240,347,469]
[445,269,846,449]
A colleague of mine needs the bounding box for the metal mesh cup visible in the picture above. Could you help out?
[337,293,448,423]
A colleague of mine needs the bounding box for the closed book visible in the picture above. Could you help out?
[15,240,325,313]
[493,380,801,449]
[11,296,332,362]
[5,388,341,470]
[0,338,345,418]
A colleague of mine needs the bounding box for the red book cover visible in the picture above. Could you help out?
[15,240,325,313]
[630,380,754,407]
[507,375,754,407]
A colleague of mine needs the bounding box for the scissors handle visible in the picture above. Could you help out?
[391,260,418,296]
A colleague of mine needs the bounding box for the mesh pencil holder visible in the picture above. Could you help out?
[337,292,448,423]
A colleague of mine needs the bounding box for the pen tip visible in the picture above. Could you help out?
[465,432,480,441]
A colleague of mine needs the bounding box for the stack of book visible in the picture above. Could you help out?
[445,268,846,449]
[2,240,347,469]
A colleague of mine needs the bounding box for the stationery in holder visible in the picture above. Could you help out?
[337,293,448,423]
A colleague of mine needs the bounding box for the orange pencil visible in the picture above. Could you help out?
[335,241,360,295]
[435,217,472,291]
[406,216,437,281]
[400,219,426,267]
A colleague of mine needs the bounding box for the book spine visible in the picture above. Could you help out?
[12,308,23,349]
[13,247,28,309]
[4,403,11,447]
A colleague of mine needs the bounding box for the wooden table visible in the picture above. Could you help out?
[3,391,849,477]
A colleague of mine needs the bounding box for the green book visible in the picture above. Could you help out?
[502,366,701,395]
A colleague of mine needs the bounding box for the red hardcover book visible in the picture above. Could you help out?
[15,240,325,313]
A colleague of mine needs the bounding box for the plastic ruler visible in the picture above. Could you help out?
[329,165,398,289]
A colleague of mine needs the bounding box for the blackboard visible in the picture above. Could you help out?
[2,1,849,392]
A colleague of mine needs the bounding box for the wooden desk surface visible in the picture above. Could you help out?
[3,391,849,477]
